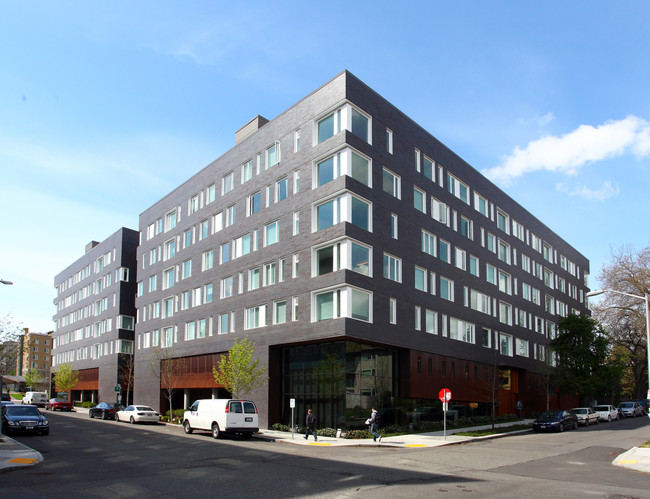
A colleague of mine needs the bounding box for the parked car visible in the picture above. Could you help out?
[632,399,649,415]
[572,407,599,426]
[1,392,11,401]
[23,391,48,407]
[115,405,160,424]
[532,410,578,432]
[593,405,619,422]
[89,402,122,420]
[45,398,73,412]
[1,404,49,435]
[618,401,644,418]
[182,399,259,439]
[1,400,14,410]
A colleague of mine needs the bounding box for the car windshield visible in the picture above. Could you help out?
[135,406,154,411]
[7,406,40,416]
[619,403,632,408]
[593,406,608,411]
[573,408,587,414]
[538,411,559,419]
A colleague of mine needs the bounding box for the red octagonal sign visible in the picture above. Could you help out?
[439,388,452,402]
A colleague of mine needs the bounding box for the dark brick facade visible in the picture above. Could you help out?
[131,71,589,427]
[52,228,139,403]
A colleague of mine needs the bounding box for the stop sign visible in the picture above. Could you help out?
[439,388,452,402]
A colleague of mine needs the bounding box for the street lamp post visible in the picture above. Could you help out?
[587,288,650,416]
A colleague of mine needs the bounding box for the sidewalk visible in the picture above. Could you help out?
[254,420,535,448]
[613,446,650,473]
[0,434,43,473]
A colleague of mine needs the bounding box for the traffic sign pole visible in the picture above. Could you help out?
[439,388,452,440]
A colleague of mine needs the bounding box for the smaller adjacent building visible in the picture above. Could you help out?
[17,328,53,392]
[52,228,139,404]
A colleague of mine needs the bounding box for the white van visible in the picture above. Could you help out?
[23,392,48,407]
[182,399,259,439]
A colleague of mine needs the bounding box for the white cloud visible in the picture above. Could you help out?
[556,181,620,201]
[483,115,650,185]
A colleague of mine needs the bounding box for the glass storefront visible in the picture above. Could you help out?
[280,341,398,429]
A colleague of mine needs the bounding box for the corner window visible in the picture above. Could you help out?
[312,286,372,323]
[315,148,370,188]
[314,192,371,232]
[316,103,371,144]
[313,239,371,277]
[386,128,393,154]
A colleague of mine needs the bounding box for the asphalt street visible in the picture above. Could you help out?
[2,410,650,498]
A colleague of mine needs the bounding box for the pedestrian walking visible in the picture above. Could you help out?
[369,407,381,443]
[516,400,522,418]
[304,409,317,441]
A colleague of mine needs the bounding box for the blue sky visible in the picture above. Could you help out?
[1,1,649,332]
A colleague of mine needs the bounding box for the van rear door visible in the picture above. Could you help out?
[242,401,258,429]
[227,400,244,430]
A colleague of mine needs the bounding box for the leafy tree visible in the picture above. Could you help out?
[148,347,185,421]
[592,243,649,398]
[213,338,268,399]
[0,315,22,396]
[23,368,43,391]
[54,362,80,394]
[549,314,622,405]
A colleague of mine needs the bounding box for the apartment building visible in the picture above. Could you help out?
[52,228,139,403]
[133,71,589,428]
[17,328,52,392]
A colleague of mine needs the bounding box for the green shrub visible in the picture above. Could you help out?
[75,401,95,408]
[165,409,184,423]
[316,427,338,438]
[344,429,373,439]
[271,423,292,432]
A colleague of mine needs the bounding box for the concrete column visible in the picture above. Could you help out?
[184,389,190,409]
